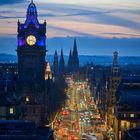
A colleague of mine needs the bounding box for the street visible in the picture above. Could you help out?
[53,77,113,140]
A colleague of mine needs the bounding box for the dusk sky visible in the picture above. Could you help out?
[0,0,140,56]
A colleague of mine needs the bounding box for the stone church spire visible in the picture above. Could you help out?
[53,50,59,76]
[72,38,79,71]
[112,51,120,76]
[59,49,65,74]
[113,51,119,66]
[68,49,72,71]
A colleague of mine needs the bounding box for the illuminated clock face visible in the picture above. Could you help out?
[26,35,36,46]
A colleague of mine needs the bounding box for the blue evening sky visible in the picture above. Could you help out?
[0,0,140,56]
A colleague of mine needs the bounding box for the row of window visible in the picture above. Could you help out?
[9,97,30,115]
[118,113,137,118]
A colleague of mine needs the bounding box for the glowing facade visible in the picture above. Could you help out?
[17,1,47,92]
[16,1,47,125]
[45,62,52,80]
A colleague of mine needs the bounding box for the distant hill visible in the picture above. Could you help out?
[1,36,140,56]
[0,53,140,66]
[0,53,17,63]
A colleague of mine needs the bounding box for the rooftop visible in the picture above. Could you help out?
[124,127,140,140]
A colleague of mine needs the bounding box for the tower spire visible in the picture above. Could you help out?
[53,50,59,76]
[113,51,119,66]
[112,51,120,76]
[25,0,39,28]
[68,49,72,71]
[72,38,79,71]
[59,48,65,74]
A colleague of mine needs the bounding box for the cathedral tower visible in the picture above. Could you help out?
[59,49,65,74]
[17,1,46,92]
[108,51,121,129]
[53,50,59,76]
[112,51,120,76]
[110,51,121,103]
[72,38,79,72]
[68,49,72,71]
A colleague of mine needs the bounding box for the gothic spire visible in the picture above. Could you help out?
[59,49,65,74]
[73,38,78,55]
[53,50,59,76]
[25,0,39,28]
[68,49,73,71]
[112,51,120,76]
[113,51,119,66]
[54,50,57,56]
[72,38,79,71]
[27,0,37,15]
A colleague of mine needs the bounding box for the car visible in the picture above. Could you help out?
[62,128,68,136]
[87,134,97,140]
[88,132,96,137]
[65,107,69,110]
[84,117,90,123]
[81,133,88,140]
[70,135,75,140]
[62,110,69,115]
[80,117,86,122]
[84,111,89,115]
[84,115,89,119]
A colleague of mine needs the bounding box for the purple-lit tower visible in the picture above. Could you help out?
[17,1,47,92]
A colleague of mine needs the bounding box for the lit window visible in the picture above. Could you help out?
[130,114,134,118]
[112,108,114,114]
[26,97,30,102]
[124,114,126,117]
[9,108,14,114]
[119,131,121,140]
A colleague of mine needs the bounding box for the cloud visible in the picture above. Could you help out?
[38,3,140,31]
[1,3,140,31]
[0,0,25,5]
[1,36,140,56]
[103,32,140,38]
[48,25,94,37]
[0,15,24,19]
[0,0,140,56]
[0,2,140,38]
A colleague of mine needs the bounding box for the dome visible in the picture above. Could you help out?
[27,1,37,15]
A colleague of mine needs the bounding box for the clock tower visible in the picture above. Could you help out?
[17,1,46,92]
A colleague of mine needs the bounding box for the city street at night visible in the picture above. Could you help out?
[54,77,108,140]
[0,0,140,140]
